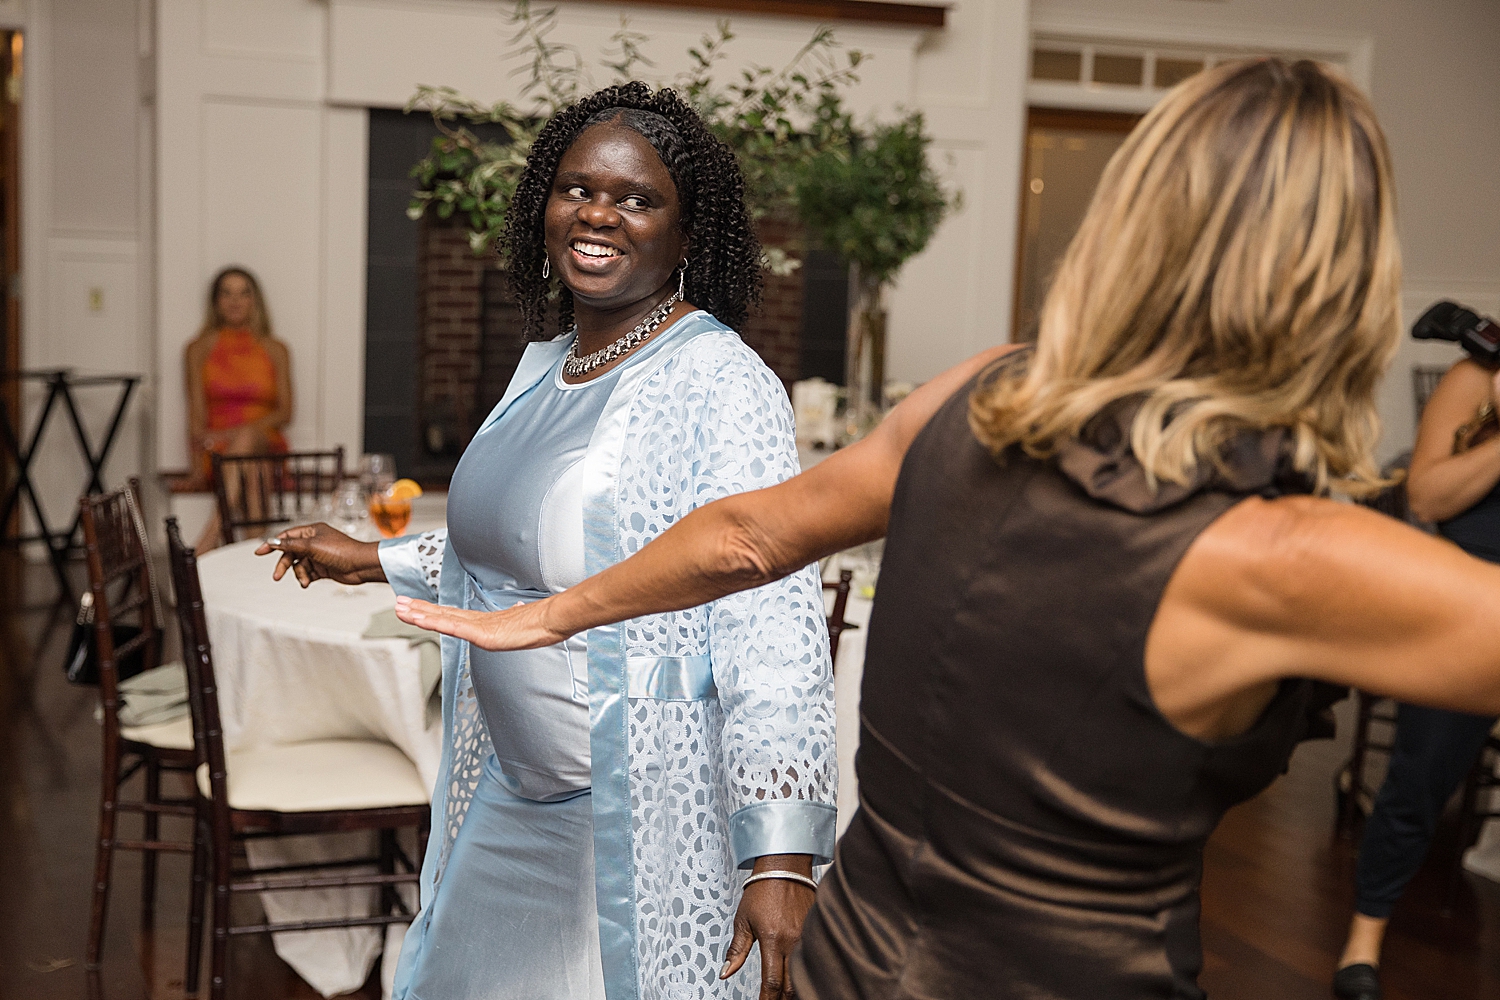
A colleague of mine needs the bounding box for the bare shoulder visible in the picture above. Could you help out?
[880,344,1023,450]
[184,332,212,361]
[1438,357,1492,394]
[1181,494,1435,629]
[266,337,293,363]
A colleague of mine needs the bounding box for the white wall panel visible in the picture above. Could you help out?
[320,106,370,453]
[27,239,144,542]
[886,0,1029,380]
[886,143,986,383]
[327,0,922,117]
[202,0,324,60]
[199,100,324,452]
[913,0,992,109]
[157,0,331,467]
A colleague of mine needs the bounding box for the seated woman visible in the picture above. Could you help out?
[184,266,291,489]
[393,59,1500,999]
[185,266,291,549]
[259,83,836,1000]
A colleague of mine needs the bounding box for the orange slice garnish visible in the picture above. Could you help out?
[386,478,423,501]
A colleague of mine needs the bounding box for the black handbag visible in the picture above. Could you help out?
[65,595,151,685]
[65,487,163,686]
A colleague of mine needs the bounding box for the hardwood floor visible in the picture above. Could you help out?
[0,554,381,1000]
[2,551,1497,999]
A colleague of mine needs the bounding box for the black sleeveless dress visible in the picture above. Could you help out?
[792,368,1327,999]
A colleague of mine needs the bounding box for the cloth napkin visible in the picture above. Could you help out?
[363,609,443,728]
[97,663,190,728]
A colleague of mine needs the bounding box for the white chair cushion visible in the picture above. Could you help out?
[196,739,430,813]
[121,714,195,751]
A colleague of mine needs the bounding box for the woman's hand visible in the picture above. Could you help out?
[255,523,385,587]
[392,596,568,651]
[720,855,817,1000]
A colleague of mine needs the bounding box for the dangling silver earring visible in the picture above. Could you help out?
[542,255,551,280]
[678,258,687,297]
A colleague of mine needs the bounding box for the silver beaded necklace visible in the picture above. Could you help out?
[562,288,683,378]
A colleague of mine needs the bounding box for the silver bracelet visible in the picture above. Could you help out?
[743,870,819,891]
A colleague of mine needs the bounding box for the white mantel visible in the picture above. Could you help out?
[326,0,934,114]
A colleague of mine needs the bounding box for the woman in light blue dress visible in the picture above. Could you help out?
[260,83,837,1000]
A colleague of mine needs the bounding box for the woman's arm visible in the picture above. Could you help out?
[184,336,209,454]
[1406,359,1500,522]
[1149,495,1500,730]
[394,345,1018,648]
[253,338,294,434]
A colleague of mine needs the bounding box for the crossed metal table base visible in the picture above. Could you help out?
[2,369,141,599]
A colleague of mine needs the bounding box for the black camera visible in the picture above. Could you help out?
[1412,300,1500,367]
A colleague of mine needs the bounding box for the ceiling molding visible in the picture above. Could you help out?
[569,0,947,29]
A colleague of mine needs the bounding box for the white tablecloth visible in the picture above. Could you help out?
[195,499,446,997]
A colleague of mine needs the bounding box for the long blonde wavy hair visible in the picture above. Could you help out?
[970,58,1402,496]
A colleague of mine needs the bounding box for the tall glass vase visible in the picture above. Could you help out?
[843,264,887,442]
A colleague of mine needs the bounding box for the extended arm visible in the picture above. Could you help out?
[1149,495,1500,737]
[255,338,295,435]
[185,337,209,456]
[395,345,1017,648]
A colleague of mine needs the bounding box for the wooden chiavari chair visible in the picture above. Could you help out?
[78,480,205,985]
[165,516,428,999]
[210,446,344,546]
[824,568,858,668]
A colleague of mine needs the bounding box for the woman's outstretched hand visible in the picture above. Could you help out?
[393,595,569,651]
[254,523,385,587]
[721,855,817,1000]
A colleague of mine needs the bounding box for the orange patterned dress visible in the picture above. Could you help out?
[198,327,287,479]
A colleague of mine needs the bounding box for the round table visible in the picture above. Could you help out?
[195,540,444,788]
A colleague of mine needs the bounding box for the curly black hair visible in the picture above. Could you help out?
[502,81,763,339]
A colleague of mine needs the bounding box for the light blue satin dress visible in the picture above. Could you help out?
[401,332,675,1000]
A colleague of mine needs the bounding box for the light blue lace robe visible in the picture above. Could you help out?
[379,313,837,1000]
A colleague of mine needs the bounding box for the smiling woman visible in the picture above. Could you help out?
[258,82,834,1000]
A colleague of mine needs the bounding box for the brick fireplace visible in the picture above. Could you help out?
[406,213,842,476]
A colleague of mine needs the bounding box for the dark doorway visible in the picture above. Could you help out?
[363,109,513,485]
[2,31,22,553]
[363,108,432,482]
[1012,108,1141,342]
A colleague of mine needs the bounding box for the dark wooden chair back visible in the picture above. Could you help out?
[165,515,426,999]
[80,488,204,987]
[79,478,163,725]
[210,446,344,545]
[165,517,230,818]
[824,569,857,667]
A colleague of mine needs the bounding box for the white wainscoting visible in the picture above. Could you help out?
[20,236,145,546]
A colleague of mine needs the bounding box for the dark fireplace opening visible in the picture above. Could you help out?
[364,108,847,486]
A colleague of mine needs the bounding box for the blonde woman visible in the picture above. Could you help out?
[394,59,1500,997]
[184,266,291,490]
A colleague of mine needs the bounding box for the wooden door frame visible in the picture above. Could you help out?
[1011,106,1141,342]
[1,30,19,546]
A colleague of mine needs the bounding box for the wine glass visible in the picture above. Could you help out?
[333,479,371,539]
[368,493,412,538]
[360,453,397,497]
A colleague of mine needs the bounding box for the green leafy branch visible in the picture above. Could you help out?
[405,2,954,287]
